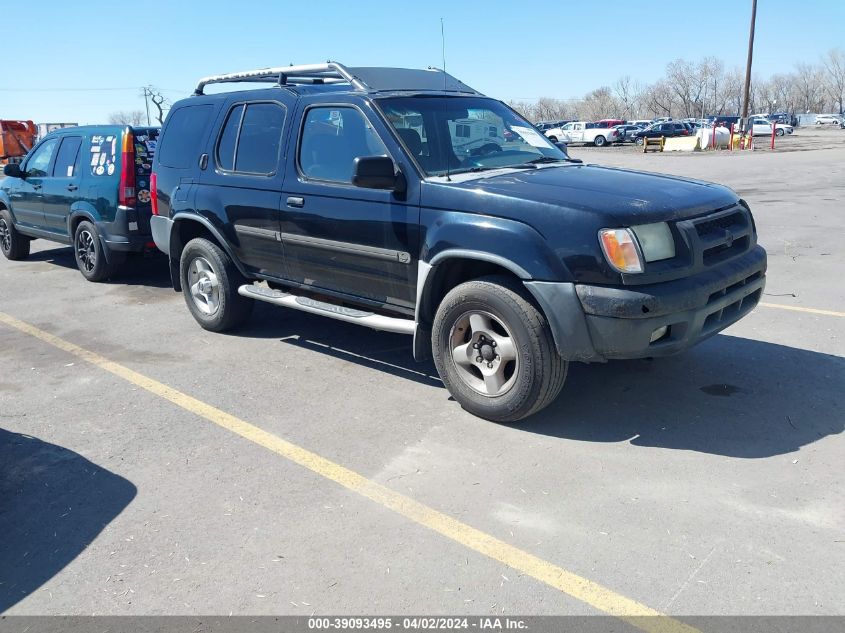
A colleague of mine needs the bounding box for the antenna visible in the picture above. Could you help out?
[441,17,451,181]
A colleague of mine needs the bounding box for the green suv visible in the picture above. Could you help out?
[0,125,159,281]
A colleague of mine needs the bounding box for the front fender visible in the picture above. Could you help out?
[421,210,570,281]
[0,190,14,218]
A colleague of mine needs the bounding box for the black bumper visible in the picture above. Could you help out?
[525,246,767,362]
[100,206,153,253]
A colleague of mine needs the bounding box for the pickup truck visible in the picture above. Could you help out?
[544,121,619,147]
[149,62,766,422]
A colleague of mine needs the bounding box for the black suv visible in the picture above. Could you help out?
[151,63,766,422]
[633,122,691,145]
[0,125,160,280]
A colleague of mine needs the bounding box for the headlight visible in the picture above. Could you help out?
[598,228,643,273]
[631,222,675,262]
[599,222,675,273]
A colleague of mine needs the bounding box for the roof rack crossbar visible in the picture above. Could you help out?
[194,62,364,95]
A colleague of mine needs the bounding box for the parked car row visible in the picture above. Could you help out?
[1,62,767,422]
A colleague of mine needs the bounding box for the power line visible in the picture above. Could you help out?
[0,87,185,93]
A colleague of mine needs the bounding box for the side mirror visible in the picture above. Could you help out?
[3,163,24,178]
[554,141,583,163]
[352,156,401,191]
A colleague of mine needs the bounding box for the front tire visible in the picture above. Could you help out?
[432,276,567,422]
[180,237,253,332]
[74,220,114,282]
[776,128,785,137]
[635,137,644,146]
[547,135,558,143]
[594,135,607,147]
[0,209,30,261]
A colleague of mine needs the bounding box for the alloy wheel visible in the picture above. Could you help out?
[76,229,97,272]
[449,310,519,397]
[0,219,10,253]
[188,256,220,316]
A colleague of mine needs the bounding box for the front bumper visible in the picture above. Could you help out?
[525,246,767,362]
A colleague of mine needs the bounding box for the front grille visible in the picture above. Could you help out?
[678,206,753,268]
[694,210,745,236]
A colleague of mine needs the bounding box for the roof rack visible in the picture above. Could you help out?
[194,61,479,96]
[194,62,364,95]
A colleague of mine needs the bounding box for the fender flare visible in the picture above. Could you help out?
[0,191,14,220]
[67,202,101,234]
[170,213,250,279]
[67,202,121,264]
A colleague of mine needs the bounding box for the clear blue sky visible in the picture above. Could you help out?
[3,0,843,124]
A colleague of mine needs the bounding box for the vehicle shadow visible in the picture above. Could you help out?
[233,302,442,387]
[24,245,171,288]
[520,334,844,458]
[0,428,136,612]
[235,307,843,458]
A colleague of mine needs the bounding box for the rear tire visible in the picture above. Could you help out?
[432,276,567,422]
[635,137,644,146]
[180,237,253,332]
[594,135,607,147]
[548,135,558,142]
[74,220,114,282]
[0,209,30,261]
[776,128,785,137]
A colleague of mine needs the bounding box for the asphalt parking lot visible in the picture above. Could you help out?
[1,127,843,624]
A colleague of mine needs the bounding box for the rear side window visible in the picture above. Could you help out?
[216,105,243,171]
[89,134,118,176]
[52,136,82,178]
[158,105,214,169]
[214,102,286,175]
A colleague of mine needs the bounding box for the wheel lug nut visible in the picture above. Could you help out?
[487,362,494,368]
[491,341,497,347]
[495,355,500,360]
[476,356,483,363]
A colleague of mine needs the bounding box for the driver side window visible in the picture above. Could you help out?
[25,138,58,177]
[299,107,387,183]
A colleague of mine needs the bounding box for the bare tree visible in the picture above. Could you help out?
[108,110,146,126]
[613,76,642,118]
[793,62,825,113]
[665,58,712,118]
[142,86,171,125]
[578,87,619,121]
[641,81,675,118]
[821,48,845,114]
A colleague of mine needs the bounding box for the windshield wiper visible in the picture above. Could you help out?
[512,156,583,168]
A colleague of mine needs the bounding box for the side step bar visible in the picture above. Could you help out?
[238,284,415,335]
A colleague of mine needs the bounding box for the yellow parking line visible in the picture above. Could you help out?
[759,302,845,318]
[0,310,699,633]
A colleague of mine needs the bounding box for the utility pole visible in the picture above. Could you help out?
[740,0,757,130]
[142,87,151,126]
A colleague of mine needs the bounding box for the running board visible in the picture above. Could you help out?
[238,284,415,335]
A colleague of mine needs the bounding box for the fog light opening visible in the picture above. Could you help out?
[650,325,669,343]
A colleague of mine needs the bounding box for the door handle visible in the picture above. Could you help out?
[33,184,42,190]
[286,196,304,208]
[67,184,78,191]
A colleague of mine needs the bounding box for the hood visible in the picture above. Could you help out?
[424,164,739,230]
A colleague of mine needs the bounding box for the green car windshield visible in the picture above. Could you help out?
[377,96,568,177]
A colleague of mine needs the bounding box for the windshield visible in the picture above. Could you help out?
[376,96,567,177]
